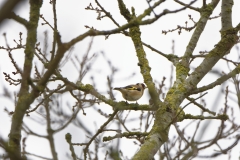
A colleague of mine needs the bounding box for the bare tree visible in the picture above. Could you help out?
[0,0,240,160]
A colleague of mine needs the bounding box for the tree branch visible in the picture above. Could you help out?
[8,1,42,159]
[221,0,233,31]
[178,0,220,80]
[191,64,240,94]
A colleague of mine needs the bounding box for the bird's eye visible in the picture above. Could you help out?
[141,83,146,88]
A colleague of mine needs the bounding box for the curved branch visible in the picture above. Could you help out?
[0,0,23,25]
[7,12,28,27]
[191,64,240,94]
[186,29,238,89]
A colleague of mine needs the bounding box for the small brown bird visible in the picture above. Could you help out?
[113,83,146,103]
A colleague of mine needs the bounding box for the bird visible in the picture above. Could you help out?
[113,83,146,103]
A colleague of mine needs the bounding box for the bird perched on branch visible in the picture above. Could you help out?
[113,83,146,103]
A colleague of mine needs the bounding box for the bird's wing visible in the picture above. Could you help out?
[124,85,139,91]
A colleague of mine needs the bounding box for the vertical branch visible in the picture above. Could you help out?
[65,133,77,160]
[221,0,233,31]
[44,92,58,160]
[50,0,58,61]
[117,0,162,107]
[117,1,167,159]
[8,1,42,159]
